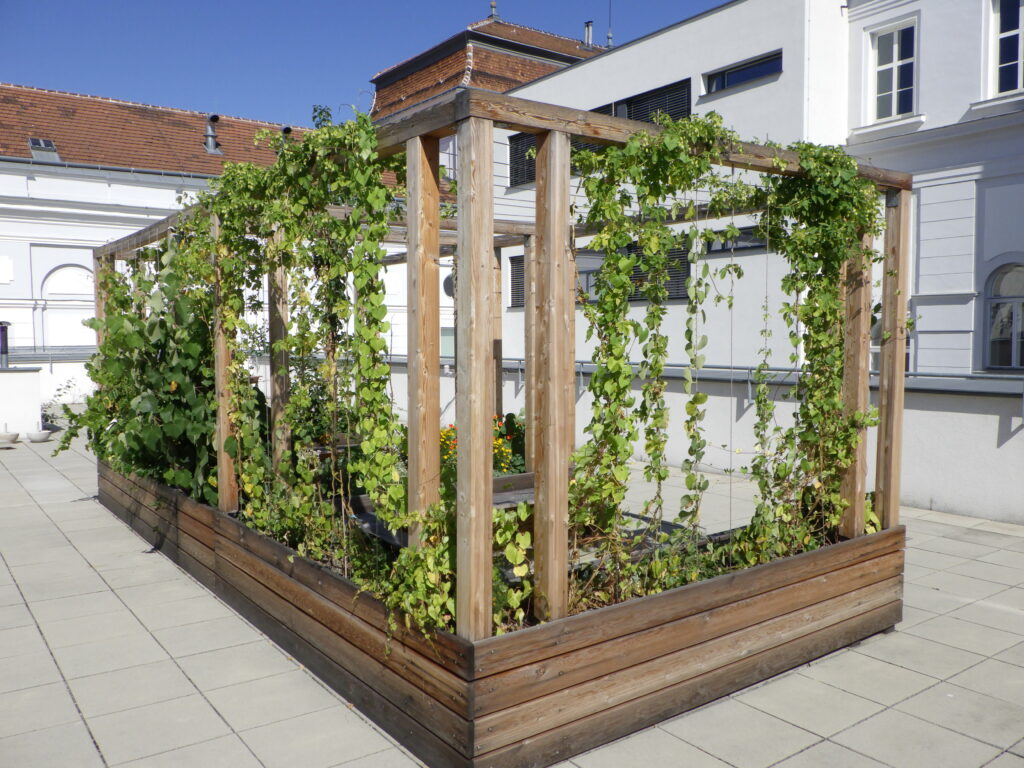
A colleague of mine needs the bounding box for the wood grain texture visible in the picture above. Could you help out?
[875,189,912,530]
[494,247,504,416]
[838,236,874,540]
[406,135,442,548]
[523,235,537,473]
[210,214,239,515]
[455,116,495,642]
[532,131,572,622]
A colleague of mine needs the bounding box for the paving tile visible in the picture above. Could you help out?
[896,681,1024,749]
[976,521,1024,538]
[986,753,1024,767]
[773,741,887,768]
[799,651,936,705]
[0,601,32,629]
[177,640,297,691]
[0,622,47,659]
[117,735,264,768]
[117,578,209,608]
[948,560,1024,587]
[206,669,340,731]
[913,571,1010,602]
[950,590,1024,635]
[18,572,108,602]
[904,615,1024,657]
[913,537,998,560]
[152,615,262,658]
[896,604,939,630]
[998,641,1024,668]
[87,693,232,765]
[1012,739,1024,757]
[68,659,197,717]
[949,659,1024,707]
[29,589,123,623]
[918,511,987,529]
[570,726,731,768]
[905,547,970,571]
[0,719,103,768]
[0,649,61,694]
[52,628,168,679]
[241,706,394,768]
[736,672,882,736]
[38,608,146,649]
[834,709,1000,768]
[0,543,80,568]
[950,527,1022,548]
[982,550,1024,570]
[909,519,976,539]
[903,581,978,614]
[660,698,818,768]
[904,563,938,583]
[131,593,234,630]
[329,746,423,767]
[101,561,187,590]
[0,681,81,738]
[853,631,985,679]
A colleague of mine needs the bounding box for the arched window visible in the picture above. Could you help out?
[987,263,1024,368]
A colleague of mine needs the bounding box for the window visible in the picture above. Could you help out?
[987,264,1024,368]
[507,78,691,187]
[873,24,916,120]
[509,255,525,307]
[997,0,1024,93]
[706,52,783,94]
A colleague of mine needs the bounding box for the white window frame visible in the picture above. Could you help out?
[870,20,918,123]
[994,0,1024,95]
[985,263,1024,370]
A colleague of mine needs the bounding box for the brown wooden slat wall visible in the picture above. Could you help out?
[97,464,903,768]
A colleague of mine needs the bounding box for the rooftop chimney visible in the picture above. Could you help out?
[489,1,499,19]
[204,114,222,155]
[584,20,593,47]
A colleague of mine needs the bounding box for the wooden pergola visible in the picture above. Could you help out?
[93,87,913,643]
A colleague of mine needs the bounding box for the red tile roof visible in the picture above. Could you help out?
[0,83,291,175]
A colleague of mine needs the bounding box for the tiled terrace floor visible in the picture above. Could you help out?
[2,438,1024,767]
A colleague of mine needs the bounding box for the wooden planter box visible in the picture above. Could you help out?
[98,463,904,768]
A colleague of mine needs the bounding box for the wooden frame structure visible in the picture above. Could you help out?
[93,87,912,768]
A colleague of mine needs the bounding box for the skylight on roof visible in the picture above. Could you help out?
[28,137,61,161]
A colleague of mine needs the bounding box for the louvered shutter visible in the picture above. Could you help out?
[509,255,525,307]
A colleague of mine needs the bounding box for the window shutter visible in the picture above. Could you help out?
[509,255,525,307]
[625,244,691,301]
[508,133,537,187]
[627,79,691,122]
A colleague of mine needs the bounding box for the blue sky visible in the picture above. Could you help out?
[2,1,724,128]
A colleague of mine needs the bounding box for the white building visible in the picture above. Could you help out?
[468,0,1024,520]
[0,83,290,401]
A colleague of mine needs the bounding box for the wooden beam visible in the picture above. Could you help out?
[91,252,113,346]
[406,135,442,548]
[97,206,197,260]
[211,214,239,515]
[532,130,572,622]
[875,189,912,530]
[838,234,874,539]
[455,116,495,641]
[326,205,535,237]
[268,238,291,473]
[523,235,537,473]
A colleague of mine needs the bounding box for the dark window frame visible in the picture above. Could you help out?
[705,51,783,95]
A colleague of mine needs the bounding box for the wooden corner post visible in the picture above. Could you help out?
[524,234,537,472]
[532,130,572,621]
[406,135,442,548]
[455,117,495,641]
[875,188,911,529]
[92,252,113,346]
[838,233,874,539]
[210,214,239,515]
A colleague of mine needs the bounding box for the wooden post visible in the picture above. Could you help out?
[211,214,239,515]
[267,243,291,473]
[92,252,113,345]
[532,130,572,622]
[524,235,537,472]
[838,233,874,539]
[494,246,504,416]
[406,135,442,548]
[455,117,494,641]
[875,188,911,529]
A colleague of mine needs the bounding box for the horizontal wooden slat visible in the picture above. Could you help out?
[473,549,903,716]
[473,526,904,677]
[474,575,901,754]
[475,601,902,768]
[374,88,913,190]
[215,552,473,755]
[95,207,197,260]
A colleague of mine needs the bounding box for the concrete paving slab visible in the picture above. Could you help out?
[572,726,732,767]
[904,614,1024,656]
[0,720,104,768]
[205,669,340,731]
[799,650,936,705]
[68,658,197,717]
[51,629,168,679]
[949,658,1024,707]
[853,631,986,679]
[833,709,1001,768]
[177,640,297,691]
[895,682,1024,749]
[0,649,62,694]
[773,741,888,768]
[115,734,264,768]
[0,681,81,738]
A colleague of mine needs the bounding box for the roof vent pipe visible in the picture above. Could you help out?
[204,114,222,155]
[489,1,499,19]
[584,20,593,47]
